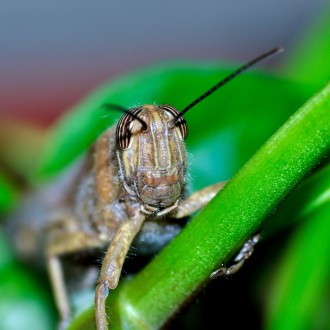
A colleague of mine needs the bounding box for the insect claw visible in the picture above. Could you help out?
[211,233,260,279]
[210,266,227,279]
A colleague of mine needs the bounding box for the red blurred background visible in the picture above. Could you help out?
[0,0,326,126]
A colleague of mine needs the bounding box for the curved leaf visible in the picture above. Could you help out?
[35,61,312,183]
[265,202,330,330]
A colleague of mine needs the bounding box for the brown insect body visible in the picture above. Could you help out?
[8,105,188,258]
[7,47,282,329]
[62,104,188,257]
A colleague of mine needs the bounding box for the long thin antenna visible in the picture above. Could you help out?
[176,47,283,120]
[102,103,148,131]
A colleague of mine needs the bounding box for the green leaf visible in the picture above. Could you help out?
[0,229,56,330]
[282,3,330,86]
[0,229,15,271]
[0,173,18,214]
[265,202,330,330]
[0,265,56,330]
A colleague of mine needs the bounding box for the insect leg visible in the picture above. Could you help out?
[95,212,145,330]
[47,255,71,330]
[210,233,261,279]
[174,181,227,218]
[46,231,104,328]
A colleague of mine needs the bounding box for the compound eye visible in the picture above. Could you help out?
[174,115,188,139]
[159,105,188,139]
[116,108,144,149]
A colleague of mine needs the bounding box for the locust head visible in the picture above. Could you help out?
[116,104,188,215]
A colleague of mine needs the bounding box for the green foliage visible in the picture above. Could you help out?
[0,230,56,330]
[265,202,330,330]
[0,173,17,214]
[282,2,330,88]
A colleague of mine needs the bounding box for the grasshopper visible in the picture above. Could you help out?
[7,47,282,329]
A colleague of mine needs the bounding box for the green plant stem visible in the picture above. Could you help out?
[69,83,330,330]
[262,162,330,237]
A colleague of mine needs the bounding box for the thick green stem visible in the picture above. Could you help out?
[262,162,330,237]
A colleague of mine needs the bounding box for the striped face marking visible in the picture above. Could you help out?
[116,105,187,150]
[116,105,187,211]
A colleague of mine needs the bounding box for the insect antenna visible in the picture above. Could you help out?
[175,46,283,123]
[102,103,148,131]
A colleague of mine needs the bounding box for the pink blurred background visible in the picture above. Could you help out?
[0,0,326,126]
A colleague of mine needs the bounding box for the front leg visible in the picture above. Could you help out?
[174,182,260,278]
[95,211,145,330]
[174,181,227,218]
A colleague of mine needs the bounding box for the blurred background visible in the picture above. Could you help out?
[0,0,327,126]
